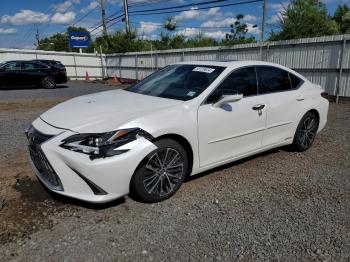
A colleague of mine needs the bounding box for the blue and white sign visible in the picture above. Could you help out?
[69,32,90,48]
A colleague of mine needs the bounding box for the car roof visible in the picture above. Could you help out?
[176,60,286,68]
[32,59,58,62]
[2,60,23,63]
[3,60,42,63]
[174,60,307,81]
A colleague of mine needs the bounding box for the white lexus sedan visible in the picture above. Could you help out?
[26,61,329,203]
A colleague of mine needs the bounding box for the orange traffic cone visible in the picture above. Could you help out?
[114,73,121,84]
[85,71,90,81]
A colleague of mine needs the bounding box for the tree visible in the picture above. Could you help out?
[342,12,350,34]
[224,14,256,44]
[333,5,350,34]
[37,33,69,52]
[153,33,185,50]
[95,30,154,53]
[187,34,217,48]
[270,0,339,41]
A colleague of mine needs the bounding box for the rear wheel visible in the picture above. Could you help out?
[42,76,56,89]
[292,111,319,151]
[130,139,188,203]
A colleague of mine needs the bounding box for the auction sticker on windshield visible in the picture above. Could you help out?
[192,67,215,73]
[186,91,196,97]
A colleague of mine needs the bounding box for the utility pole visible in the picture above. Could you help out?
[123,0,130,34]
[259,0,266,60]
[101,0,107,36]
[260,0,266,42]
[35,28,40,48]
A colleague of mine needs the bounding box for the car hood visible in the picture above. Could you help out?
[40,89,183,133]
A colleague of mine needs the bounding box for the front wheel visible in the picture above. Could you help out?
[42,76,56,89]
[130,139,188,203]
[292,111,319,151]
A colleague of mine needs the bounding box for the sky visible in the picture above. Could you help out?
[0,0,348,49]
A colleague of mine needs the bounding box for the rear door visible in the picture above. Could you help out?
[22,62,48,86]
[198,66,267,167]
[256,66,304,147]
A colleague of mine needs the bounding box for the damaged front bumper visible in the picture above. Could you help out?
[26,118,157,203]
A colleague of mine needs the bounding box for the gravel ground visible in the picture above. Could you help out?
[0,83,349,261]
[0,80,116,102]
[0,81,120,155]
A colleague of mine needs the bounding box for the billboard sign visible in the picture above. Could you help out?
[69,32,90,48]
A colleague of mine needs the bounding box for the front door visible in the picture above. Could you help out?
[198,67,267,168]
[1,61,22,87]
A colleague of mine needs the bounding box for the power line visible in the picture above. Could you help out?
[129,0,263,16]
[20,0,65,46]
[89,0,229,33]
[91,18,124,36]
[57,8,97,34]
[25,0,79,44]
[72,9,97,27]
[89,14,125,33]
[88,9,123,31]
[129,0,228,14]
[90,0,262,36]
[127,0,188,9]
[130,20,237,30]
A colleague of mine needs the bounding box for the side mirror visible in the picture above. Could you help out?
[214,93,243,107]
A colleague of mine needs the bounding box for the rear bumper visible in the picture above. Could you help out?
[55,75,68,84]
[28,118,157,203]
[317,98,329,133]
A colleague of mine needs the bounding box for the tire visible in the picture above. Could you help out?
[292,111,319,152]
[42,76,56,89]
[130,139,189,203]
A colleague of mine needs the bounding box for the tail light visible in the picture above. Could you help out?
[321,92,328,99]
[60,69,66,74]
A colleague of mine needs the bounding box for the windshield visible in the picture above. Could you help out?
[126,64,225,101]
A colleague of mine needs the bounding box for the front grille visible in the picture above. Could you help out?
[26,126,63,191]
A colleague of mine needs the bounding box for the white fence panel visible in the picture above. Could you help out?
[0,49,104,80]
[1,34,349,97]
[106,34,350,97]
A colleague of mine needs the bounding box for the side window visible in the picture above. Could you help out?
[207,67,257,103]
[4,62,21,70]
[24,62,36,70]
[257,66,291,94]
[289,73,302,89]
[36,63,49,69]
[24,62,47,69]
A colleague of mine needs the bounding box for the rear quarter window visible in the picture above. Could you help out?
[289,73,303,89]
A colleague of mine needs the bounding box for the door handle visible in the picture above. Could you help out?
[296,97,304,101]
[252,104,265,111]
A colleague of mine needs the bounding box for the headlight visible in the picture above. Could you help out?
[60,128,153,160]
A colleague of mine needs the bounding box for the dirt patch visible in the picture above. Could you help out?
[0,99,66,112]
[0,151,77,244]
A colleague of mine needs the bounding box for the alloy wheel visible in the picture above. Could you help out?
[299,116,317,149]
[143,148,184,197]
[43,76,55,88]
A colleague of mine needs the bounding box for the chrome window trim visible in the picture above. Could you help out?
[202,65,305,105]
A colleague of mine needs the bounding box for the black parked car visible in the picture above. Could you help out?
[0,60,67,89]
